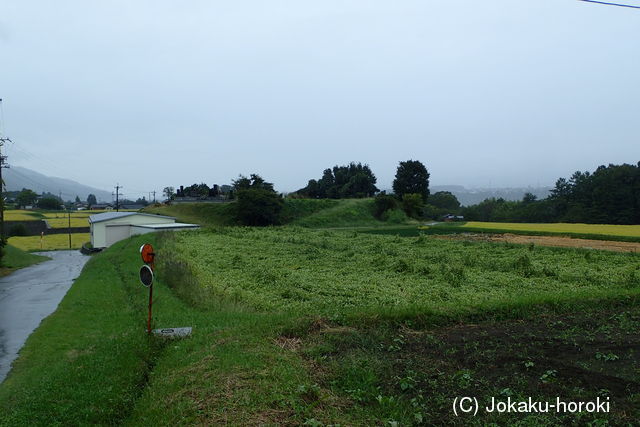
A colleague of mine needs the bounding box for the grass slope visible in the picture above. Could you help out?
[290,199,386,228]
[143,203,236,227]
[0,244,49,276]
[144,198,396,229]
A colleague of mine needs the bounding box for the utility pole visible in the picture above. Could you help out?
[114,184,122,212]
[152,191,156,203]
[0,99,11,242]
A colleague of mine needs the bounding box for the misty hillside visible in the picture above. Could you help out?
[4,166,113,202]
[430,185,552,207]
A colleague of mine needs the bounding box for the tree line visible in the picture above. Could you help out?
[171,160,639,226]
[462,162,640,224]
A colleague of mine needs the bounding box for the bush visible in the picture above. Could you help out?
[9,224,28,237]
[401,193,424,219]
[382,208,409,224]
[374,194,397,219]
[235,188,284,226]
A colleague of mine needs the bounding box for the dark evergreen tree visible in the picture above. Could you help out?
[392,160,430,201]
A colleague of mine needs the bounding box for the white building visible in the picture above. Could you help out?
[89,212,199,248]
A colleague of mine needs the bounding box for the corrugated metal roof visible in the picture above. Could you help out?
[131,223,200,229]
[89,212,175,224]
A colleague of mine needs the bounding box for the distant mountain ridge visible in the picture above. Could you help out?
[4,166,113,202]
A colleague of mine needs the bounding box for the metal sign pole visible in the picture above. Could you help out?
[139,243,192,338]
[147,280,153,335]
[147,261,154,335]
[140,244,156,335]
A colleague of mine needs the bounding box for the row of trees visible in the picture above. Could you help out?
[164,183,233,200]
[297,163,379,199]
[14,189,64,210]
[174,161,640,226]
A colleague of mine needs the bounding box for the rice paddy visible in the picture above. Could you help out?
[8,233,90,251]
[461,221,640,237]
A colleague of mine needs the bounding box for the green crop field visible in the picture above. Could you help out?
[166,227,640,316]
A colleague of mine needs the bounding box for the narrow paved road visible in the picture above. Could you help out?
[0,250,90,383]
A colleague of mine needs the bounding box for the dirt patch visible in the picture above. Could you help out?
[274,336,302,352]
[437,232,640,252]
[301,305,640,424]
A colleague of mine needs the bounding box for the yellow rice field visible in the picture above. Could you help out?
[43,217,90,228]
[8,233,90,251]
[462,222,640,238]
[4,210,41,221]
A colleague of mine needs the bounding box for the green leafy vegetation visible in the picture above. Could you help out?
[166,227,640,317]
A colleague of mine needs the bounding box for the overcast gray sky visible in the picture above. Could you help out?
[1,1,639,199]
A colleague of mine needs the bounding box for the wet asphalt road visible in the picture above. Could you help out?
[0,250,90,383]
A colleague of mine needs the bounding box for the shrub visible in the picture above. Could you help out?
[235,188,284,226]
[374,194,397,219]
[382,209,408,224]
[401,193,424,219]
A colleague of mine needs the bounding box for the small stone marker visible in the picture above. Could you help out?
[152,327,192,338]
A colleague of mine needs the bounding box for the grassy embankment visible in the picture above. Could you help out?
[145,198,411,229]
[0,244,49,276]
[2,223,640,424]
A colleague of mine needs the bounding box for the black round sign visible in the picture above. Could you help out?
[140,265,154,287]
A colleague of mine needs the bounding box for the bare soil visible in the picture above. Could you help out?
[436,232,640,252]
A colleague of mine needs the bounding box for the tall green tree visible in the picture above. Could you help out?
[87,194,97,206]
[163,186,175,200]
[233,174,283,226]
[428,191,460,210]
[16,189,39,208]
[392,160,430,201]
[38,197,63,210]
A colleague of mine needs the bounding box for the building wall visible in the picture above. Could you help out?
[91,222,107,248]
[91,214,176,248]
[105,225,132,247]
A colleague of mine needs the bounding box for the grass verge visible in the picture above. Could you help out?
[0,244,49,276]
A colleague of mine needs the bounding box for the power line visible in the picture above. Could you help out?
[579,0,640,9]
